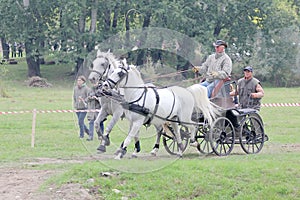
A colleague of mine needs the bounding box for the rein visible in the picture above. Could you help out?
[99,79,206,127]
[90,57,112,82]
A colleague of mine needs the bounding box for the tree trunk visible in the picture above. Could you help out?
[26,56,41,77]
[25,42,41,77]
[75,57,85,77]
[142,12,151,28]
[1,37,10,60]
[78,7,86,33]
[90,0,98,33]
[136,12,152,66]
[103,9,111,32]
[112,3,119,28]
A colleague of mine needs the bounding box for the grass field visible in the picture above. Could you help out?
[0,61,299,199]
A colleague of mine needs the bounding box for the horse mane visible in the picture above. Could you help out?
[96,50,119,69]
[129,65,142,80]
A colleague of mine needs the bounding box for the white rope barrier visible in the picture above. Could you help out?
[1,103,299,116]
[1,103,298,147]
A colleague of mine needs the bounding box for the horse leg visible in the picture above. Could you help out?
[188,125,198,147]
[94,108,108,140]
[102,109,123,146]
[131,133,141,158]
[96,111,109,153]
[171,122,184,157]
[115,120,143,160]
[150,126,163,156]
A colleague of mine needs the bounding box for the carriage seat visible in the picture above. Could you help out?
[227,108,258,117]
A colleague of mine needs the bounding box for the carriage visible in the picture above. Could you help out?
[162,80,268,156]
[89,50,267,159]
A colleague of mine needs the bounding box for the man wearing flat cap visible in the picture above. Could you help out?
[193,40,232,98]
[231,66,264,110]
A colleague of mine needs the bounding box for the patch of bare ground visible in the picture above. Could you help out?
[0,168,54,200]
[0,143,299,200]
[0,166,99,200]
[0,156,104,200]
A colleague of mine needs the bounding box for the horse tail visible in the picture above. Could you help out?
[187,84,220,124]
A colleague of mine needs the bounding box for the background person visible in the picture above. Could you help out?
[193,40,232,98]
[73,75,90,138]
[17,43,23,57]
[231,66,264,110]
[86,83,104,141]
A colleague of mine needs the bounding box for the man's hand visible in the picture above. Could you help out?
[192,66,200,73]
[210,71,219,78]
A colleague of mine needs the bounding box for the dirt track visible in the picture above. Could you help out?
[0,168,54,200]
[0,157,97,200]
[0,144,299,200]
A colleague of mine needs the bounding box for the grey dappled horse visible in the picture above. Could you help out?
[88,50,141,155]
[102,64,219,159]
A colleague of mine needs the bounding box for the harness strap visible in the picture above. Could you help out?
[128,87,147,105]
[106,78,118,88]
[91,61,111,82]
[165,89,176,120]
[126,87,160,126]
[144,87,160,126]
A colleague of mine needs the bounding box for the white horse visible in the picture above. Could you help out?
[102,64,218,159]
[88,50,141,155]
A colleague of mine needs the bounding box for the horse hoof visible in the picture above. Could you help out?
[114,148,122,155]
[114,154,121,160]
[150,151,157,156]
[150,148,158,156]
[114,149,126,159]
[177,152,183,158]
[120,148,127,158]
[190,141,198,147]
[97,145,106,152]
[103,135,110,146]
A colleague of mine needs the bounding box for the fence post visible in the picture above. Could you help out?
[31,108,37,148]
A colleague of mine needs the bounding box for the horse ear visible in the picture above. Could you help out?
[97,49,101,57]
[122,58,127,65]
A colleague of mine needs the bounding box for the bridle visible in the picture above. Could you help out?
[90,56,112,82]
[105,65,129,89]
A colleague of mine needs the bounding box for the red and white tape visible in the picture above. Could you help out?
[0,104,299,115]
[261,103,300,107]
[0,109,101,115]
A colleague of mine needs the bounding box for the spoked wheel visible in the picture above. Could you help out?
[162,125,189,155]
[210,117,235,156]
[195,124,213,154]
[239,115,265,154]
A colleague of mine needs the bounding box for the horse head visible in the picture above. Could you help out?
[102,64,130,90]
[88,50,118,84]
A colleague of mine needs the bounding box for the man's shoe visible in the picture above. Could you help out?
[86,138,93,141]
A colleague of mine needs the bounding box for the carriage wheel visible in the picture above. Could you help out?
[239,115,265,154]
[162,125,189,155]
[209,117,235,156]
[195,124,213,154]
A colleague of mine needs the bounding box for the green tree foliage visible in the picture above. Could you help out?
[0,0,299,86]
